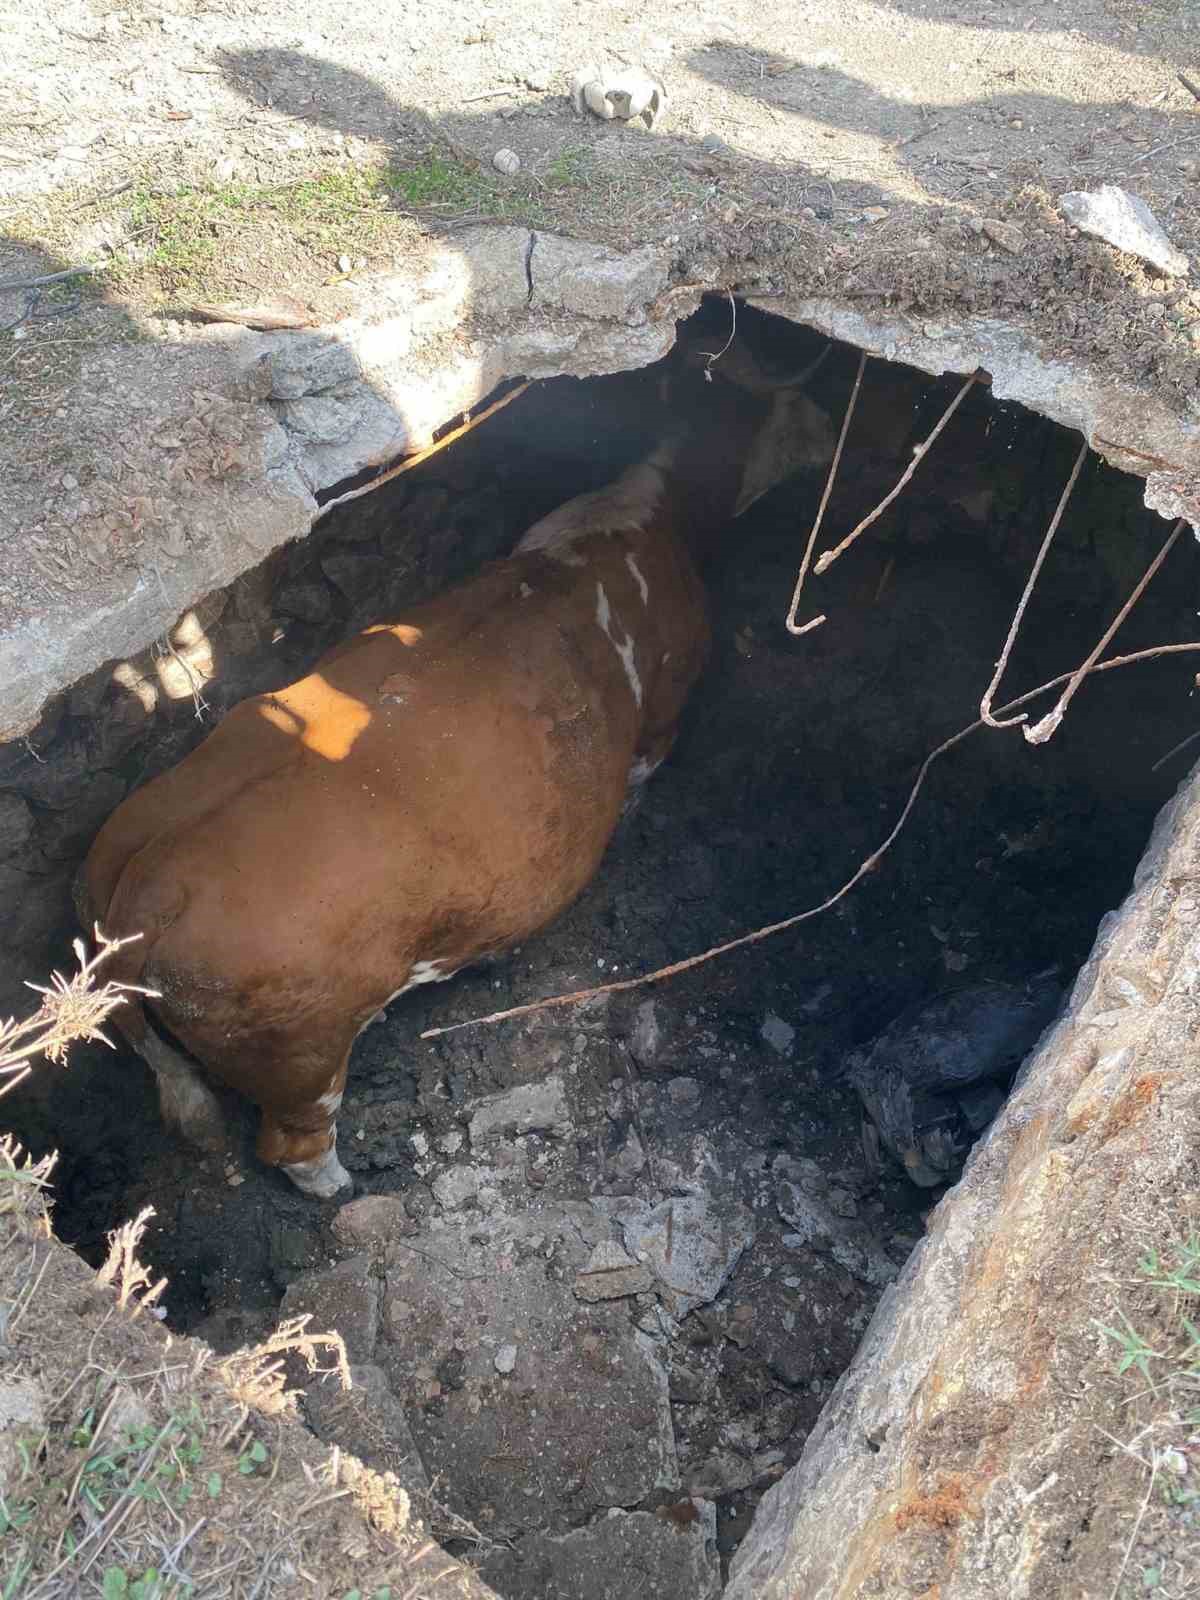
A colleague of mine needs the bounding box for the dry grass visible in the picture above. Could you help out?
[0,929,154,1102]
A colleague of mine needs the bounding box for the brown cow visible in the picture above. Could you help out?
[79,337,834,1196]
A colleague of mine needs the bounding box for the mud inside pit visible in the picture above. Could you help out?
[4,301,1199,1593]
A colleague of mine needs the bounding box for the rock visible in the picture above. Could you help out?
[982,218,1025,255]
[34,772,127,861]
[332,1194,407,1246]
[280,1253,379,1364]
[431,1165,484,1209]
[494,1343,518,1374]
[575,1239,655,1302]
[480,1502,720,1600]
[435,1131,463,1155]
[777,1182,898,1289]
[492,148,521,175]
[667,1076,702,1109]
[467,1074,571,1143]
[620,1193,755,1315]
[381,1205,677,1532]
[845,976,1061,1187]
[302,1362,428,1493]
[1059,184,1189,276]
[279,394,364,445]
[0,794,34,858]
[264,334,362,400]
[760,1013,795,1056]
[609,1128,646,1180]
[689,1450,757,1497]
[629,998,665,1066]
[957,1080,1006,1132]
[0,1376,44,1496]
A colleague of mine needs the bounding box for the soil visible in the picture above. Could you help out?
[4,0,1200,421]
[6,302,1200,1585]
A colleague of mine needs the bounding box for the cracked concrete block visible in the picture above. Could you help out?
[481,1502,720,1600]
[262,334,363,399]
[278,394,366,444]
[467,1075,572,1144]
[619,1193,755,1316]
[531,234,669,323]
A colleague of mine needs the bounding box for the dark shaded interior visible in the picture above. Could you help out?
[2,299,1197,1578]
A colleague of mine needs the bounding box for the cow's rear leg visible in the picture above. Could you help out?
[257,1054,352,1200]
[138,1026,227,1153]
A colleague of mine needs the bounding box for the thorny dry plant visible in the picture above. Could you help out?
[0,926,156,1097]
[94,1206,167,1318]
[218,1314,351,1419]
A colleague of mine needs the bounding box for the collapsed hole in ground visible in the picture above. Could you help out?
[2,297,1198,1593]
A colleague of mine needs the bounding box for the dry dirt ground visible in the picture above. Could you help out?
[4,0,1200,415]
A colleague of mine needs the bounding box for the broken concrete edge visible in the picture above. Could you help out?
[4,224,1198,745]
[724,757,1200,1600]
[761,295,1200,520]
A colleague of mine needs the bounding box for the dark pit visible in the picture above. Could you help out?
[3,300,1196,1593]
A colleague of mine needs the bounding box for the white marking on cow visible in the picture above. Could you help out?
[628,754,663,787]
[596,583,642,708]
[283,1138,351,1199]
[356,960,460,1036]
[519,582,534,599]
[547,547,586,568]
[625,552,649,605]
[317,1088,344,1117]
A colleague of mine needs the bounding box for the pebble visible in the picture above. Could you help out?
[494,1343,518,1374]
[760,1013,795,1056]
[493,148,521,175]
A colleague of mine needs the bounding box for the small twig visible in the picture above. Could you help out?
[1093,435,1186,474]
[0,264,104,292]
[69,180,133,212]
[979,438,1089,728]
[1150,726,1200,773]
[1023,518,1184,745]
[416,109,482,169]
[461,89,520,103]
[697,289,737,380]
[1109,1450,1159,1600]
[1131,131,1200,166]
[1179,72,1200,105]
[893,119,943,149]
[785,347,868,635]
[813,370,981,576]
[317,382,531,518]
[420,640,1200,1038]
